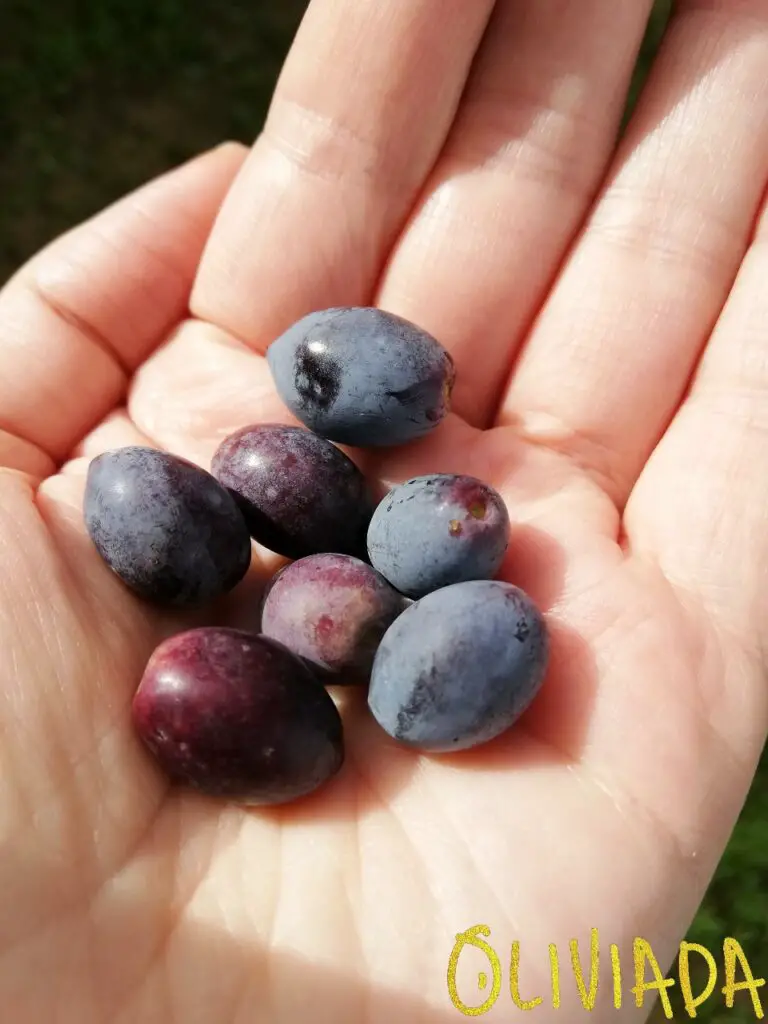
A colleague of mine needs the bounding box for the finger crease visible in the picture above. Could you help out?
[450,89,610,201]
[507,411,628,509]
[24,275,130,377]
[260,95,407,192]
[588,187,754,279]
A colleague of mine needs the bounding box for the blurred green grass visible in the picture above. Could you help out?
[0,0,309,276]
[2,2,767,1020]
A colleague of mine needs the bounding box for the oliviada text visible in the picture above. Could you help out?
[447,925,765,1017]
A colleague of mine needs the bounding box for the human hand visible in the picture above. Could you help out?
[2,2,768,1020]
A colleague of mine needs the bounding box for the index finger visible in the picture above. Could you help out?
[190,0,496,349]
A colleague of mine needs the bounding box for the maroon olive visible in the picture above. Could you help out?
[132,627,344,805]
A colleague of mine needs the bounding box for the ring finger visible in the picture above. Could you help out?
[499,0,768,506]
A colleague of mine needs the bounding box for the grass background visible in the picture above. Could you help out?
[2,1,766,1019]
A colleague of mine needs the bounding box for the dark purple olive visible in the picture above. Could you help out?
[266,307,455,446]
[84,446,251,607]
[369,581,549,752]
[132,627,344,805]
[211,424,375,560]
[260,554,407,684]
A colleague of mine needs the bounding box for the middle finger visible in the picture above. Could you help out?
[376,0,655,425]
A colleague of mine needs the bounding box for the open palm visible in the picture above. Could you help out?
[3,2,768,1021]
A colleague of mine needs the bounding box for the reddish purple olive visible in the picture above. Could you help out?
[132,627,344,805]
[260,554,407,684]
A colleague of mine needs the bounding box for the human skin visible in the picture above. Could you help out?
[1,2,768,1021]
